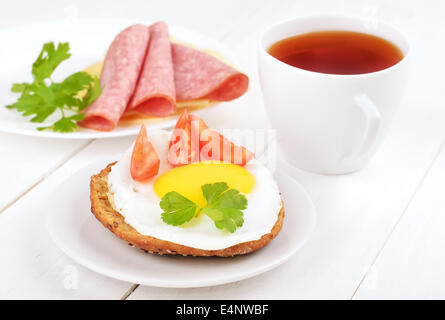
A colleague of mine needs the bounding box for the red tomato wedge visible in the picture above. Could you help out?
[130,125,160,181]
[168,109,254,166]
[200,129,255,166]
[168,109,196,166]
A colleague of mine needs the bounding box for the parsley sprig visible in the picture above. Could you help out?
[160,182,247,233]
[6,42,101,132]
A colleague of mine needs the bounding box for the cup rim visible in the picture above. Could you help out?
[258,14,410,78]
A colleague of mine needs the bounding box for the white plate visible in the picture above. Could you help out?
[0,19,240,139]
[46,158,317,288]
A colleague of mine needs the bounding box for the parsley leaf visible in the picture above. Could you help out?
[37,114,85,133]
[84,76,102,108]
[201,182,246,233]
[6,42,101,133]
[8,83,56,123]
[11,83,30,93]
[159,182,247,233]
[160,192,199,226]
[32,42,71,81]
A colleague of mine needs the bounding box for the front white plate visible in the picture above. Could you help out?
[46,158,317,288]
[0,19,239,139]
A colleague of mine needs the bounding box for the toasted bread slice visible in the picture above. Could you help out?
[89,163,284,257]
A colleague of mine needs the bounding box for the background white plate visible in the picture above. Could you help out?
[0,19,240,139]
[46,158,317,288]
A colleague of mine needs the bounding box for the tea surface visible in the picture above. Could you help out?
[267,30,404,75]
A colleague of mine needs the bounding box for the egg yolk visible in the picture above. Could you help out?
[154,161,255,207]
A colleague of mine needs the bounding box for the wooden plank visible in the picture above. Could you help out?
[0,133,89,212]
[0,136,135,299]
[353,140,445,299]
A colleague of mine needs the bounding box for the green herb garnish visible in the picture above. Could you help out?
[160,182,247,233]
[6,42,101,132]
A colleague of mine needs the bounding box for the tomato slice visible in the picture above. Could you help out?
[222,134,255,166]
[168,109,254,167]
[189,114,209,134]
[168,109,191,166]
[200,129,254,166]
[130,124,160,181]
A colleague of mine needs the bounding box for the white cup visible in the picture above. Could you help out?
[258,15,410,174]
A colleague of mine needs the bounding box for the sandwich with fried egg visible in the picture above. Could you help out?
[89,110,284,257]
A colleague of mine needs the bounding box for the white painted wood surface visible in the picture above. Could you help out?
[0,0,444,299]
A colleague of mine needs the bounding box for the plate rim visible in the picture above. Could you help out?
[45,158,317,288]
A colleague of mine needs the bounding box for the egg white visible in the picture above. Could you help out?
[107,129,282,250]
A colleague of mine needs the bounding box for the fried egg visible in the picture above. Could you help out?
[107,129,282,250]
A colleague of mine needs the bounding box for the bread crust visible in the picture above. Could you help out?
[89,162,284,257]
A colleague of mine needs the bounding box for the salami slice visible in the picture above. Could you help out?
[128,22,176,116]
[79,24,150,131]
[172,43,249,101]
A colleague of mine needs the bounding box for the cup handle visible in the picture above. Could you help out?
[341,94,381,164]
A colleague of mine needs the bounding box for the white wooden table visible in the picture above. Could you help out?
[1,0,444,300]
